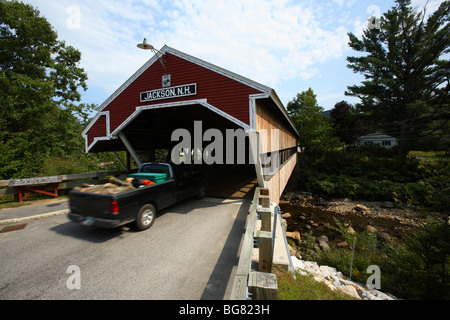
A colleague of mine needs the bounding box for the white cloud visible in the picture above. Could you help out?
[26,0,352,98]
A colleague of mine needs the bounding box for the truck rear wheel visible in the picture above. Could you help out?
[134,204,156,231]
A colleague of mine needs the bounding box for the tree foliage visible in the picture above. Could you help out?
[346,0,450,155]
[287,88,340,159]
[330,100,368,146]
[0,1,96,178]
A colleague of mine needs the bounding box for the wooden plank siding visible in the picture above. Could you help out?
[86,114,107,146]
[267,153,297,204]
[255,100,298,203]
[255,100,297,154]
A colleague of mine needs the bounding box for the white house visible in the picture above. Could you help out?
[358,133,397,149]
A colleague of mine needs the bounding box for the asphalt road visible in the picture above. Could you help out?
[0,197,250,300]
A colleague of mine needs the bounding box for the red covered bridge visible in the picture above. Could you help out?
[83,46,299,204]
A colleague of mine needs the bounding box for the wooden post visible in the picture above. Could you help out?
[248,271,277,300]
[259,188,270,208]
[254,230,273,273]
[259,195,270,208]
[257,207,272,232]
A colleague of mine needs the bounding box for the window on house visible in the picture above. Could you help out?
[382,140,391,146]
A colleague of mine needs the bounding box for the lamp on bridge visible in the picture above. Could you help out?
[137,38,168,76]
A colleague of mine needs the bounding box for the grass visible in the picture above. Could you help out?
[0,194,68,210]
[409,150,450,162]
[274,266,358,300]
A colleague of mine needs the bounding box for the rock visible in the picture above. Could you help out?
[288,244,297,256]
[378,232,391,242]
[358,288,376,300]
[354,204,370,212]
[319,265,337,277]
[369,289,396,300]
[319,242,330,252]
[281,212,292,219]
[331,275,342,287]
[337,241,349,248]
[312,223,319,228]
[320,222,331,228]
[305,224,312,230]
[347,226,356,235]
[337,285,361,299]
[365,225,378,233]
[382,201,394,208]
[286,231,301,242]
[316,235,329,244]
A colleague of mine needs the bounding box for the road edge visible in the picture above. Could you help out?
[0,209,70,226]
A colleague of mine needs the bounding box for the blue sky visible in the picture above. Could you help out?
[25,0,445,111]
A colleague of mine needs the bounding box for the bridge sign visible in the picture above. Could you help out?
[140,83,197,102]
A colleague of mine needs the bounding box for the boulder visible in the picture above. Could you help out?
[338,285,361,299]
[337,241,349,248]
[316,235,329,244]
[288,244,297,256]
[378,232,391,242]
[319,242,330,252]
[347,226,356,235]
[354,204,370,212]
[381,201,394,208]
[365,225,378,233]
[281,212,292,219]
[286,231,301,242]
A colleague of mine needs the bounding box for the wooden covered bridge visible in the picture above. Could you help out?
[83,46,299,204]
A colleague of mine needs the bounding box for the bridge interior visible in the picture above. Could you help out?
[90,104,258,199]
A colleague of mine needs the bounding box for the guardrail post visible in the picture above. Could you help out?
[254,230,273,273]
[248,271,277,300]
[258,188,270,208]
[257,207,272,232]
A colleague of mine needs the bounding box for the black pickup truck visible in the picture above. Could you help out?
[68,163,207,231]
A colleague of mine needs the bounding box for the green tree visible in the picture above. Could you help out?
[330,100,368,146]
[346,0,450,156]
[287,88,340,158]
[0,1,95,178]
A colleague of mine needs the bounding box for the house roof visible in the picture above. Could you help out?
[359,132,396,140]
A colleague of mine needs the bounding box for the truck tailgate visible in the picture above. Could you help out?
[69,191,114,218]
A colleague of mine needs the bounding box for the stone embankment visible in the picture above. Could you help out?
[290,256,397,300]
[280,191,406,300]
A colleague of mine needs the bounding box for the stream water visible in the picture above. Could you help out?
[279,202,415,245]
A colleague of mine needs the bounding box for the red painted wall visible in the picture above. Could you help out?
[86,114,106,146]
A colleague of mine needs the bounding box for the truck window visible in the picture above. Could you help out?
[139,164,170,177]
